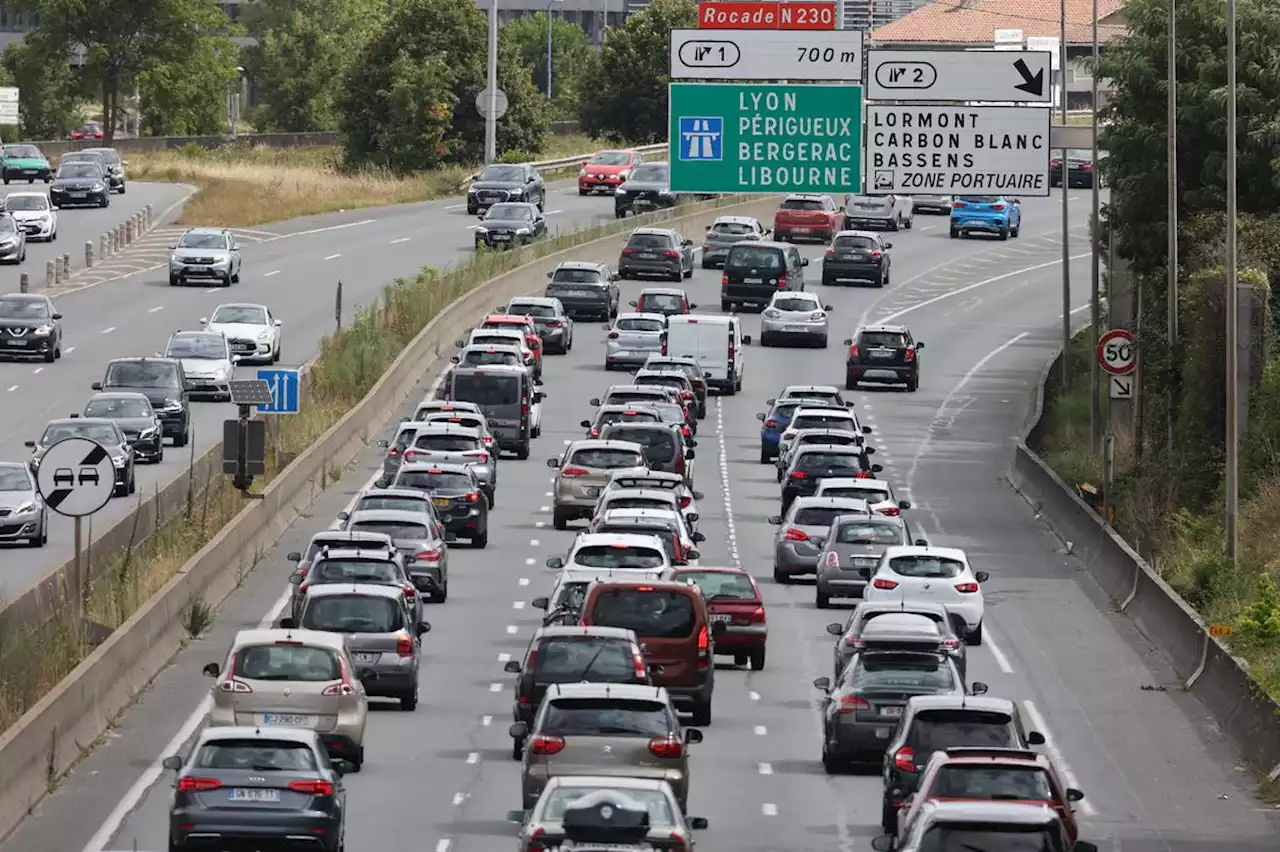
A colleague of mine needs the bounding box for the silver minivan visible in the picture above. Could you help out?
[843,194,914,231]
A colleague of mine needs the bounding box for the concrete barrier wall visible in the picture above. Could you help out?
[0,193,780,846]
[1009,354,1280,787]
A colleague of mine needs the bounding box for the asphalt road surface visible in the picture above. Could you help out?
[3,189,1276,852]
[0,177,620,600]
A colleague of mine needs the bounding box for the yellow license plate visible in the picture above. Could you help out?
[433,497,451,507]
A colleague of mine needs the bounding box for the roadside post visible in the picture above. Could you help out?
[223,380,271,497]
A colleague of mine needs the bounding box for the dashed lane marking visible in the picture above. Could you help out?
[1020,700,1098,816]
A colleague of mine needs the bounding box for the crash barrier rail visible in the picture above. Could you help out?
[1008,349,1280,787]
[0,191,780,846]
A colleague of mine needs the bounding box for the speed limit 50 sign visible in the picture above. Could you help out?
[1098,329,1136,376]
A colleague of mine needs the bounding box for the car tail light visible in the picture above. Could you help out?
[824,551,840,568]
[298,583,309,596]
[631,644,647,680]
[810,311,826,320]
[527,827,547,852]
[590,427,600,437]
[463,451,490,462]
[417,549,441,561]
[621,248,636,256]
[403,583,417,599]
[894,747,916,772]
[674,453,686,475]
[530,733,566,755]
[218,653,252,693]
[955,582,980,593]
[848,344,858,360]
[879,506,901,517]
[648,735,685,758]
[837,695,870,713]
[178,776,222,792]
[844,635,863,648]
[953,201,967,209]
[321,677,356,696]
[764,308,781,318]
[825,247,835,256]
[783,528,809,542]
[855,471,873,479]
[668,833,688,852]
[870,249,882,259]
[481,435,494,446]
[873,578,899,590]
[991,204,1006,211]
[546,319,561,327]
[289,779,334,797]
[521,400,530,417]
[681,390,692,400]
[396,633,414,656]
[764,419,779,428]
[721,273,728,286]
[904,347,916,362]
[940,638,960,650]
[388,446,401,458]
[1080,162,1093,170]
[776,274,787,288]
[608,331,619,339]
[790,471,808,480]
[679,494,692,508]
[662,250,680,258]
[464,491,482,503]
[560,466,589,477]
[751,605,766,623]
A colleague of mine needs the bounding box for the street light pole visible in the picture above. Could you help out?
[1225,0,1239,563]
[1167,0,1178,456]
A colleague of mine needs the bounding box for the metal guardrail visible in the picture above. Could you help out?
[524,142,668,172]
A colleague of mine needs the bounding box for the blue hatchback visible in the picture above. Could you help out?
[949,195,1022,240]
[757,398,825,463]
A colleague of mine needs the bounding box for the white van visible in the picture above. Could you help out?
[662,314,751,395]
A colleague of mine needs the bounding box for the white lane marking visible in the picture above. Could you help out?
[530,539,540,546]
[715,399,740,566]
[263,270,281,277]
[466,751,480,764]
[31,367,41,375]
[535,521,547,528]
[323,253,342,260]
[513,601,526,610]
[984,627,1016,674]
[65,346,75,354]
[482,715,493,727]
[507,625,518,634]
[545,491,552,497]
[390,238,411,244]
[749,691,761,701]
[6,384,17,392]
[269,218,377,242]
[452,792,466,806]
[147,306,164,313]
[544,209,564,216]
[519,577,530,586]
[101,326,115,334]
[762,803,778,816]
[753,725,767,736]
[758,762,773,775]
[436,840,452,852]
[1058,304,1090,319]
[498,653,512,663]
[1020,700,1098,816]
[488,683,502,693]
[203,287,220,294]
[444,204,466,211]
[525,557,536,566]
[539,505,550,512]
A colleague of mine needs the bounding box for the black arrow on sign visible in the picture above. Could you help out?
[1013,58,1044,97]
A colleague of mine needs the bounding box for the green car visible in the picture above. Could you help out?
[1,144,52,184]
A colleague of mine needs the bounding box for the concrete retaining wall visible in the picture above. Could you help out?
[0,193,780,846]
[1009,353,1280,787]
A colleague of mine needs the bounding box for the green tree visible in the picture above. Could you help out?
[340,51,455,173]
[15,0,232,144]
[580,0,696,142]
[0,32,83,140]
[137,34,240,136]
[501,13,599,120]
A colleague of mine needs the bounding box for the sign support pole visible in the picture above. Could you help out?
[73,515,84,621]
[1089,0,1101,455]
[1059,0,1071,391]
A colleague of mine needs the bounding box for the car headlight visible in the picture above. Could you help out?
[140,427,159,439]
[578,168,587,177]
[257,330,271,341]
[475,226,489,234]
[33,324,51,335]
[615,187,627,195]
[516,228,531,235]
[92,182,105,191]
[617,170,630,180]
[12,502,35,515]
[213,257,229,266]
[163,398,182,410]
[217,364,232,378]
[0,239,13,247]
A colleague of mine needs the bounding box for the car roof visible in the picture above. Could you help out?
[783,385,841,395]
[345,508,434,524]
[450,364,528,375]
[170,330,224,342]
[793,444,862,456]
[182,227,229,236]
[861,613,942,637]
[230,627,346,651]
[669,565,750,576]
[609,469,682,482]
[834,230,883,239]
[212,302,269,312]
[607,384,668,395]
[510,296,557,305]
[791,496,870,510]
[412,423,482,437]
[0,461,31,476]
[305,582,405,600]
[573,532,668,549]
[567,439,646,452]
[883,545,968,562]
[308,529,392,544]
[534,625,637,641]
[315,546,396,561]
[791,406,855,417]
[46,416,116,428]
[600,508,679,521]
[784,193,830,200]
[713,215,758,225]
[615,312,668,323]
[195,725,320,747]
[558,565,663,582]
[600,423,676,434]
[88,391,151,403]
[639,287,684,295]
[819,477,892,490]
[399,461,472,473]
[545,682,668,701]
[932,748,1049,768]
[856,600,951,618]
[646,354,698,363]
[484,314,534,323]
[547,775,668,791]
[732,240,789,251]
[0,292,47,302]
[358,488,431,500]
[860,324,909,334]
[907,694,1017,714]
[634,369,687,378]
[631,227,675,236]
[4,190,47,199]
[554,260,609,271]
[108,355,180,366]
[918,800,1060,826]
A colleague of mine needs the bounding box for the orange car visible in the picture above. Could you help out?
[897,748,1084,845]
[773,193,844,244]
[479,314,542,377]
[578,149,644,195]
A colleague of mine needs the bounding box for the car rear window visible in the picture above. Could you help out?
[533,636,637,683]
[781,198,825,211]
[794,507,853,527]
[452,374,520,406]
[598,525,678,559]
[511,303,557,318]
[310,559,399,584]
[616,317,665,332]
[639,293,684,312]
[908,709,1018,751]
[599,410,659,426]
[355,495,428,514]
[413,434,479,452]
[833,235,877,250]
[348,520,430,541]
[550,269,605,284]
[850,654,954,692]
[930,765,1054,800]
[635,375,686,390]
[461,349,521,367]
[542,787,674,824]
[673,571,756,600]
[834,521,902,545]
[575,545,665,569]
[958,196,1001,203]
[193,740,318,771]
[394,470,473,491]
[889,555,965,579]
[791,415,854,431]
[608,392,667,407]
[918,826,1056,851]
[603,428,675,459]
[628,233,672,249]
[712,222,755,235]
[727,245,784,270]
[426,414,484,430]
[590,589,695,638]
[797,451,861,469]
[570,448,645,469]
[773,297,819,312]
[301,595,404,633]
[543,698,671,736]
[864,609,947,631]
[105,360,180,388]
[858,331,907,348]
[233,644,340,681]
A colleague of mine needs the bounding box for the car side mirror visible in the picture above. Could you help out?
[767,515,782,524]
[871,464,883,473]
[1074,843,1098,852]
[704,372,713,379]
[286,551,301,563]
[865,447,876,455]
[970,682,989,696]
[534,392,545,402]
[915,341,924,349]
[685,512,699,523]
[532,597,550,610]
[689,302,698,309]
[628,300,638,307]
[813,676,832,692]
[1066,787,1084,802]
[332,759,355,776]
[503,660,522,673]
[162,755,183,772]
[756,412,766,421]
[692,490,704,500]
[710,621,726,635]
[274,319,282,327]
[545,458,559,468]
[692,532,706,543]
[1027,731,1046,745]
[199,317,209,325]
[580,420,592,428]
[683,728,703,744]
[884,242,893,249]
[685,549,701,560]
[975,571,990,583]
[914,538,929,547]
[91,382,103,390]
[168,244,177,250]
[898,500,911,510]
[201,662,220,677]
[509,721,530,739]
[871,836,896,852]
[546,556,564,569]
[685,449,696,460]
[588,398,601,406]
[842,338,852,346]
[278,617,297,629]
[741,335,752,345]
[454,340,465,348]
[689,816,709,830]
[23,440,34,448]
[416,621,432,637]
[801,258,809,266]
[823,304,833,311]
[862,425,873,434]
[376,439,389,448]
[506,809,526,823]
[449,356,459,363]
[52,312,63,320]
[825,623,843,636]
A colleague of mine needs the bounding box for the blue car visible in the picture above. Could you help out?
[756,397,831,463]
[949,195,1021,240]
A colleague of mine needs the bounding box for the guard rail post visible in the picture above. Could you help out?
[85,241,94,268]
[116,223,125,247]
[50,258,60,286]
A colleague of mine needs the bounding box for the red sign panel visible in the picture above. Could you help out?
[698,2,838,30]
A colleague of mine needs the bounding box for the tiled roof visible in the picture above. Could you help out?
[871,0,1128,46]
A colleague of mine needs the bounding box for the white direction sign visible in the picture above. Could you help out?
[867,50,1052,103]
[865,105,1051,196]
[1109,375,1135,400]
[35,437,115,517]
[0,87,18,125]
[669,29,863,82]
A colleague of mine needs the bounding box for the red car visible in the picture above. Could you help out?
[578,149,644,195]
[773,193,844,244]
[664,566,767,670]
[71,122,104,141]
[479,314,542,370]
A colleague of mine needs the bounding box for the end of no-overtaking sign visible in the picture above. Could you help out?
[1098,329,1136,376]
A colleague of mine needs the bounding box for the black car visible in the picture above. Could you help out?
[720,241,807,311]
[466,163,545,214]
[0,293,61,362]
[614,162,677,218]
[49,160,109,208]
[781,445,882,511]
[823,230,892,287]
[545,261,620,321]
[84,391,164,463]
[826,601,969,681]
[390,461,489,548]
[79,147,127,192]
[1049,148,1096,188]
[474,202,546,250]
[92,357,191,446]
[162,726,350,852]
[503,296,573,354]
[844,324,923,392]
[26,417,136,496]
[879,695,1046,832]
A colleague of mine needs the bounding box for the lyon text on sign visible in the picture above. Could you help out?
[697,1,837,30]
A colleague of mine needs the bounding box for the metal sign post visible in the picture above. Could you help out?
[34,437,116,618]
[224,380,273,497]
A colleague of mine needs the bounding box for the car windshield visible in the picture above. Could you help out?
[791,415,853,430]
[192,740,318,771]
[551,268,606,284]
[412,434,478,452]
[835,521,902,545]
[541,787,674,824]
[575,545,664,570]
[909,710,1018,751]
[394,469,474,492]
[570,448,645,469]
[616,317,664,333]
[917,825,1057,852]
[590,151,632,165]
[859,331,907,348]
[890,555,965,578]
[931,765,1055,800]
[4,195,49,211]
[629,164,668,182]
[166,336,225,359]
[232,644,340,681]
[674,571,755,600]
[728,245,784,270]
[57,163,99,178]
[41,422,120,445]
[599,410,659,426]
[485,204,532,221]
[590,589,693,638]
[0,297,49,319]
[639,293,684,312]
[451,374,520,406]
[768,401,807,420]
[543,697,671,736]
[301,595,403,633]
[348,520,430,541]
[794,507,854,527]
[781,198,827,211]
[850,654,954,692]
[712,221,755,235]
[4,145,41,158]
[311,559,398,583]
[106,361,179,388]
[833,235,877,250]
[797,451,860,469]
[355,495,427,514]
[509,302,556,318]
[533,636,636,683]
[85,397,152,418]
[628,233,672,249]
[773,297,819,312]
[178,232,227,249]
[479,165,525,182]
[0,467,31,490]
[461,349,521,367]
[211,305,267,325]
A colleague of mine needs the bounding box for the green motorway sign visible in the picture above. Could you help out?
[668,83,862,194]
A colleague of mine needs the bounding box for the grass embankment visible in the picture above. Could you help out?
[0,192,755,737]
[125,134,630,228]
[1036,327,1280,705]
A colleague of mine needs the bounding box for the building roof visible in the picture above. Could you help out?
[871,0,1128,46]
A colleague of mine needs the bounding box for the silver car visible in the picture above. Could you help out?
[775,428,867,482]
[912,194,953,214]
[844,193,914,231]
[336,487,443,538]
[508,777,707,852]
[701,215,768,269]
[168,227,242,287]
[504,296,574,354]
[549,440,649,529]
[343,507,450,602]
[814,514,922,608]
[164,330,237,400]
[419,409,497,453]
[377,421,496,504]
[0,460,46,546]
[412,399,482,421]
[604,312,667,370]
[769,496,871,583]
[759,291,831,348]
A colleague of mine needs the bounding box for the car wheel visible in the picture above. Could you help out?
[721,300,732,311]
[486,489,496,509]
[511,737,525,760]
[223,273,232,286]
[400,690,418,711]
[128,469,136,494]
[119,183,126,194]
[516,442,530,460]
[881,799,897,833]
[965,621,983,645]
[773,567,790,584]
[169,275,180,286]
[749,649,765,671]
[231,270,240,283]
[578,188,588,196]
[690,697,712,726]
[821,747,841,775]
[907,375,919,392]
[174,427,189,447]
[999,226,1010,241]
[156,446,165,463]
[816,589,830,608]
[467,204,478,215]
[28,521,46,547]
[434,581,448,603]
[759,332,771,348]
[43,347,55,363]
[949,227,960,239]
[904,216,913,230]
[473,528,488,548]
[553,508,570,530]
[51,229,57,242]
[615,210,626,219]
[759,448,771,464]
[818,335,828,349]
[1012,223,1021,238]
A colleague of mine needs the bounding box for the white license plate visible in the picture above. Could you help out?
[229,788,280,802]
[792,227,811,234]
[260,713,315,726]
[5,339,26,346]
[870,350,893,359]
[880,706,903,717]
[353,652,380,664]
[744,277,763,284]
[492,234,511,241]
[583,486,600,497]
[710,613,732,622]
[69,192,86,198]
[638,252,657,258]
[784,325,807,332]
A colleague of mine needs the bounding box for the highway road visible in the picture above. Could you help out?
[2,189,1275,852]
[0,177,620,600]
[0,181,190,296]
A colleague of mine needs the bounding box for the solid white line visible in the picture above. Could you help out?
[489,683,502,693]
[983,627,1016,674]
[263,270,281,277]
[269,219,378,242]
[761,803,778,816]
[147,306,163,313]
[390,238,411,244]
[519,578,530,586]
[31,367,41,375]
[465,752,480,764]
[753,725,767,736]
[758,762,773,775]
[323,253,341,260]
[436,839,452,852]
[513,601,526,610]
[506,625,518,634]
[1057,304,1090,319]
[1020,700,1098,816]
[65,346,75,354]
[203,287,220,294]
[101,327,115,334]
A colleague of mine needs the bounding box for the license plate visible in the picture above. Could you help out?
[869,350,893,359]
[880,706,903,717]
[583,486,600,497]
[638,252,657,259]
[433,497,452,507]
[744,277,763,284]
[69,192,86,198]
[492,234,511,241]
[260,713,315,726]
[353,652,380,664]
[710,613,732,622]
[792,227,811,234]
[229,788,280,803]
[784,325,807,332]
[5,339,26,346]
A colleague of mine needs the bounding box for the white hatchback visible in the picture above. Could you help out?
[863,545,988,644]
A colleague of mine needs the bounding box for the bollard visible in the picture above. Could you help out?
[45,260,54,288]
[116,223,125,247]
[51,258,61,286]
[62,253,71,280]
[125,219,134,244]
[85,240,94,268]
[101,233,109,259]
[145,204,153,230]
[19,273,28,293]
